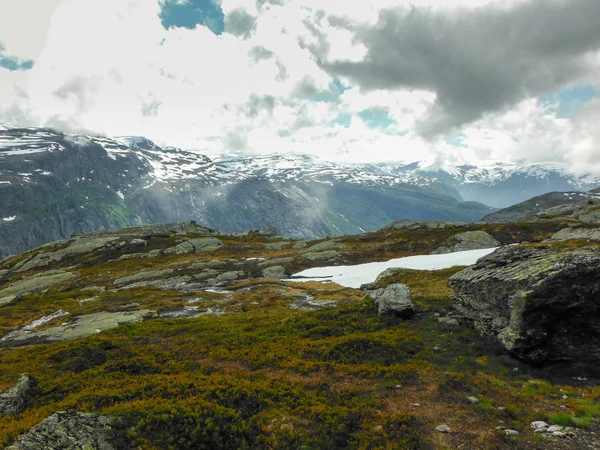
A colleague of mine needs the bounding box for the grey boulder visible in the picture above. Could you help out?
[368,283,415,318]
[450,245,600,371]
[0,374,37,417]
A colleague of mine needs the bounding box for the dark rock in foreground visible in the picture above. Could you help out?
[449,245,600,372]
[7,411,117,450]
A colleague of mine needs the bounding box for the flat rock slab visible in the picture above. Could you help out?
[1,310,156,347]
[0,272,75,298]
[6,411,117,450]
[14,236,118,272]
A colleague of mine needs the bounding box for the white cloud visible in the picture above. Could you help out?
[0,0,598,174]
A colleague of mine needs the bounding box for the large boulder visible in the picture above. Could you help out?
[449,245,600,371]
[6,411,118,450]
[0,374,37,417]
[367,284,415,318]
[430,230,499,255]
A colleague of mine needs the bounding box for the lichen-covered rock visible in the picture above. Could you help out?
[1,310,157,347]
[431,230,499,255]
[0,272,75,298]
[262,266,287,279]
[549,227,600,242]
[450,245,600,371]
[301,250,340,262]
[14,236,118,272]
[114,269,174,286]
[367,284,415,318]
[164,237,224,255]
[301,240,343,254]
[6,411,117,450]
[0,374,37,417]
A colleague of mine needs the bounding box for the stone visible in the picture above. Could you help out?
[0,295,21,307]
[504,430,519,436]
[262,266,287,279]
[546,425,564,433]
[552,431,566,438]
[14,236,118,272]
[215,271,244,285]
[292,241,307,250]
[166,237,224,255]
[6,411,117,450]
[530,421,549,431]
[259,257,294,268]
[0,269,9,277]
[0,272,75,299]
[264,242,291,251]
[0,374,37,417]
[114,269,175,286]
[301,250,340,262]
[467,396,479,404]
[438,317,460,326]
[549,227,600,242]
[115,253,147,261]
[431,230,500,255]
[129,238,147,247]
[449,245,600,371]
[147,249,162,258]
[1,310,156,347]
[435,424,451,433]
[367,284,415,318]
[301,240,343,254]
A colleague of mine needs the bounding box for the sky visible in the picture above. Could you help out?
[0,0,599,172]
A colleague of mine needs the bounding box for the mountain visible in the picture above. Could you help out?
[482,189,600,223]
[363,161,600,208]
[0,126,493,260]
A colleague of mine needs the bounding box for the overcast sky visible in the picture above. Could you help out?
[0,0,599,171]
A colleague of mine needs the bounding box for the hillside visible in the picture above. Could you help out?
[1,215,600,449]
[482,190,600,223]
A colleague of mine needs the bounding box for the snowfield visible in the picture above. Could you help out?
[288,247,498,288]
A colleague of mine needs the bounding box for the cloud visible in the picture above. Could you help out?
[321,0,600,137]
[224,8,257,38]
[0,42,35,71]
[1,0,600,175]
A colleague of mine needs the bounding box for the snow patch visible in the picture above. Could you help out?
[2,216,16,222]
[288,247,498,289]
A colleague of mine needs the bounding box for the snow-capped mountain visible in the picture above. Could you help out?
[361,161,600,208]
[0,126,493,259]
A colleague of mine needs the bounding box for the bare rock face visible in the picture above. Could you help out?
[449,245,600,372]
[367,284,415,318]
[0,374,37,417]
[6,411,117,450]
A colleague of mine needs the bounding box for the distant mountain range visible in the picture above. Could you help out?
[360,161,600,208]
[0,125,598,259]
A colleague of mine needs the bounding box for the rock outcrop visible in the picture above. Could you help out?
[449,245,600,371]
[430,230,499,254]
[0,374,37,417]
[6,411,118,450]
[1,310,157,347]
[367,284,415,318]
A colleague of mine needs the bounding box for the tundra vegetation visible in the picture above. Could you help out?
[0,219,599,449]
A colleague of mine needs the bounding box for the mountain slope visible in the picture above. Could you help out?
[0,127,494,259]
